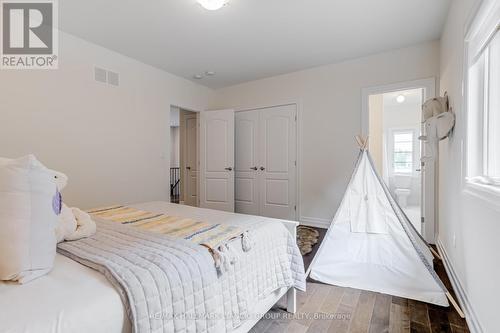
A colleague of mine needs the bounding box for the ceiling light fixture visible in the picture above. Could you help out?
[193,74,203,79]
[197,0,228,11]
[396,95,405,103]
[205,71,216,76]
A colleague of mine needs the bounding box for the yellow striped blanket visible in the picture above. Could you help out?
[88,206,252,268]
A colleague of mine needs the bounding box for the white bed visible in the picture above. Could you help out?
[0,202,302,333]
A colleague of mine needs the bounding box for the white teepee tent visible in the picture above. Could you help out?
[307,137,453,307]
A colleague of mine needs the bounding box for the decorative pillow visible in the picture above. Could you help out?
[0,155,59,283]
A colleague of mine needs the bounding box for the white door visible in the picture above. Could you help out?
[235,111,260,215]
[259,105,297,220]
[199,109,235,212]
[184,113,198,206]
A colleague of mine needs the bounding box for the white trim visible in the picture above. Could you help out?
[235,101,302,221]
[463,0,500,202]
[299,216,331,229]
[436,240,483,333]
[360,77,436,136]
[360,77,437,243]
[465,0,500,61]
[463,182,500,213]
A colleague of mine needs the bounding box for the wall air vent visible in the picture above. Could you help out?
[94,67,107,83]
[107,71,119,87]
[94,66,120,87]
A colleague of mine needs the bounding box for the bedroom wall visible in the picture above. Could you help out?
[439,0,496,331]
[211,41,440,227]
[0,31,213,209]
[368,94,384,174]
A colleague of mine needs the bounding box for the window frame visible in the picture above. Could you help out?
[388,127,419,177]
[463,0,500,203]
[392,129,415,175]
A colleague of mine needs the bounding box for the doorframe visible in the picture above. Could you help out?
[182,111,199,207]
[171,104,200,206]
[361,78,436,136]
[235,101,302,221]
[360,78,438,244]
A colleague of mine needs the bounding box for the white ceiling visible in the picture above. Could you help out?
[383,88,423,107]
[59,0,451,89]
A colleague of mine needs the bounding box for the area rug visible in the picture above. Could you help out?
[297,226,320,256]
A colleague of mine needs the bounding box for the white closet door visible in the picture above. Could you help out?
[235,111,260,215]
[199,109,235,212]
[184,113,198,206]
[259,105,297,220]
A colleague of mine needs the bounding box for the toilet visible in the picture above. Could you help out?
[394,188,411,208]
[394,175,412,208]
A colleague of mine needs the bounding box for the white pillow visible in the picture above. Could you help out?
[0,155,59,283]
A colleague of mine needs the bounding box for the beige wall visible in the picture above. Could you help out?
[0,31,213,209]
[439,0,496,331]
[212,41,440,226]
[368,94,384,174]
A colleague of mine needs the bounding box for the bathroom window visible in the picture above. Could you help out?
[465,1,500,189]
[393,131,414,174]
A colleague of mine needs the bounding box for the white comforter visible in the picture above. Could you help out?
[0,202,305,333]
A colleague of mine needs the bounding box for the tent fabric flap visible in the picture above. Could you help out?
[308,150,449,307]
[348,151,389,234]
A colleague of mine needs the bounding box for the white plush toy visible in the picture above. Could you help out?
[53,171,96,243]
[420,93,455,161]
[422,95,449,121]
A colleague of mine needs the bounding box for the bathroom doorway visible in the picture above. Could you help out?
[362,78,437,243]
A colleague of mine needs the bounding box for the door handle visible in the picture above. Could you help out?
[250,166,258,170]
[186,166,191,170]
[225,167,233,171]
[260,166,265,171]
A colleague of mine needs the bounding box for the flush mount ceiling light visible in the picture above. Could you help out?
[197,0,228,11]
[396,95,406,103]
[193,71,216,79]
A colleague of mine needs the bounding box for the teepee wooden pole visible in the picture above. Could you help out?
[429,246,442,261]
[363,136,369,150]
[446,292,465,318]
[355,135,369,150]
[355,135,365,149]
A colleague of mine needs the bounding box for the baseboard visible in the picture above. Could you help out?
[299,216,330,229]
[436,240,483,333]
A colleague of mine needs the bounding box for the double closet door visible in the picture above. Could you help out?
[235,104,297,220]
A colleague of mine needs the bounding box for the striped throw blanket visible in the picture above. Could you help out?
[88,206,252,272]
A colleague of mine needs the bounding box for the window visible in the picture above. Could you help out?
[466,1,500,188]
[393,131,414,174]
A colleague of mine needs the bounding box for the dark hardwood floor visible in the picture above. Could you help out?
[250,228,470,333]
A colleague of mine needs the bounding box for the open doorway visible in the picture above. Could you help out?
[170,106,198,206]
[170,106,181,203]
[369,89,423,232]
[363,78,437,243]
